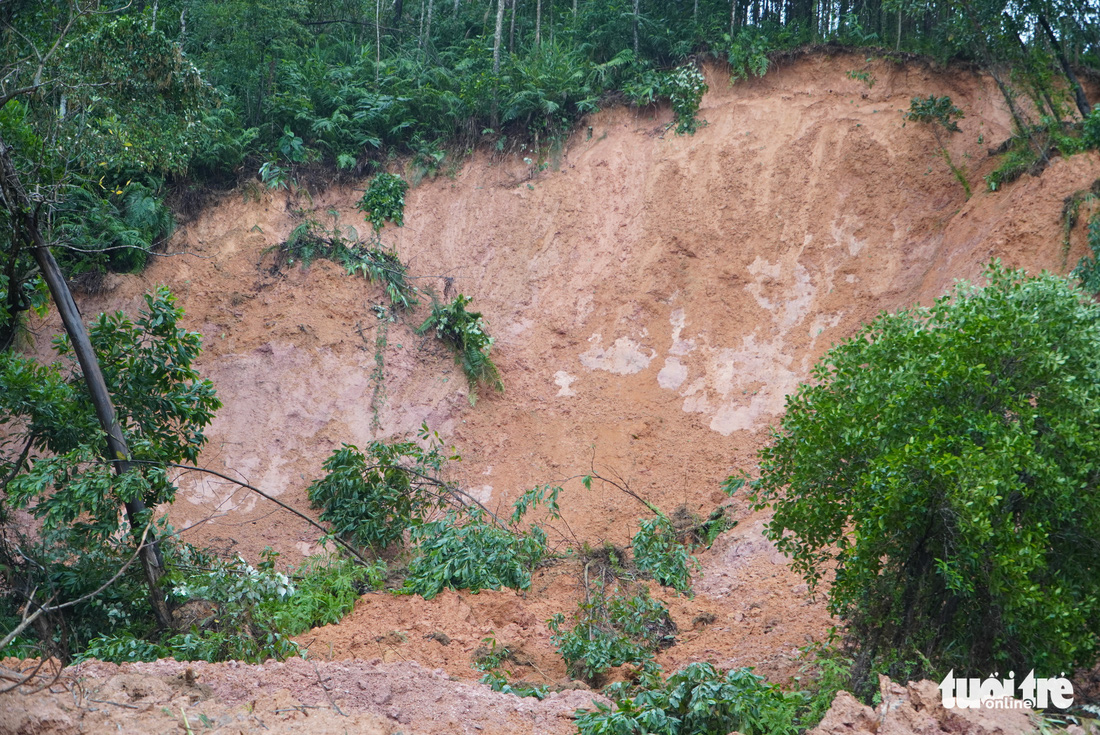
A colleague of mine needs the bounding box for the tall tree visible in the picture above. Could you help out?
[1,4,214,629]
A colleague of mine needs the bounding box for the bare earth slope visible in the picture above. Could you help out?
[5,50,1099,734]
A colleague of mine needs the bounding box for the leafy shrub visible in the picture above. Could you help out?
[258,554,384,634]
[404,508,548,599]
[357,172,410,233]
[549,586,676,683]
[985,142,1037,191]
[4,289,219,542]
[417,295,503,404]
[666,64,708,135]
[905,95,964,131]
[794,635,854,728]
[743,263,1100,695]
[1072,213,1100,295]
[727,27,772,82]
[632,516,695,592]
[1084,108,1100,150]
[575,662,801,735]
[307,436,450,551]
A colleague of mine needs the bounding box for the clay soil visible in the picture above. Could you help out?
[4,49,1099,734]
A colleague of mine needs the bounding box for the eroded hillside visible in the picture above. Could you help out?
[5,50,1099,734]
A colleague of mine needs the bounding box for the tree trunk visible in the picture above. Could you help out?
[632,0,639,55]
[535,0,542,47]
[1039,14,1092,118]
[420,0,434,53]
[492,0,506,128]
[510,0,517,53]
[0,135,173,631]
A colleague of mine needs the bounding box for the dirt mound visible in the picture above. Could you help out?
[809,676,1045,735]
[15,50,1100,731]
[0,657,605,734]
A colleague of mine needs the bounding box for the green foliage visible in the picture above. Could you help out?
[632,516,695,593]
[417,295,503,404]
[307,433,552,600]
[906,95,971,197]
[53,15,214,175]
[278,214,417,309]
[306,434,450,551]
[575,662,801,735]
[474,637,550,699]
[727,27,772,82]
[1084,109,1100,150]
[746,263,1100,692]
[54,182,176,275]
[60,546,380,665]
[404,508,548,599]
[986,143,1037,191]
[549,586,675,683]
[794,634,854,728]
[905,95,964,132]
[665,65,708,136]
[357,173,410,233]
[2,289,219,542]
[1072,213,1100,295]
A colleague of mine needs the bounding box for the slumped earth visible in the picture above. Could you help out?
[3,50,1098,734]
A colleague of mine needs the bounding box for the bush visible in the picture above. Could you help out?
[742,263,1100,695]
[549,585,676,683]
[307,436,450,551]
[417,295,503,404]
[666,64,708,136]
[278,215,417,310]
[1085,108,1100,150]
[357,173,409,233]
[1072,214,1100,295]
[985,145,1036,191]
[632,516,695,592]
[404,509,548,599]
[575,662,801,735]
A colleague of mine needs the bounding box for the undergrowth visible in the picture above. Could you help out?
[576,662,803,735]
[71,546,384,665]
[278,214,418,310]
[416,295,504,404]
[549,583,677,684]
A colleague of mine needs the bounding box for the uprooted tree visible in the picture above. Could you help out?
[741,263,1100,698]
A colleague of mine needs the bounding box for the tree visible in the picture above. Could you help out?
[1,4,214,629]
[742,264,1100,695]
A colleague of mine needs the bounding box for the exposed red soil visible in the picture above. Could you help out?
[5,50,1099,733]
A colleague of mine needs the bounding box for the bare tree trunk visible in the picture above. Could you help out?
[0,135,172,631]
[1039,14,1092,118]
[422,0,435,52]
[492,0,506,128]
[633,0,639,55]
[510,0,517,53]
[376,0,381,85]
[535,0,542,47]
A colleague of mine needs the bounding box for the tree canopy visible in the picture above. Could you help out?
[744,264,1100,693]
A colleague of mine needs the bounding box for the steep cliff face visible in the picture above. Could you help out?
[29,49,1098,720]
